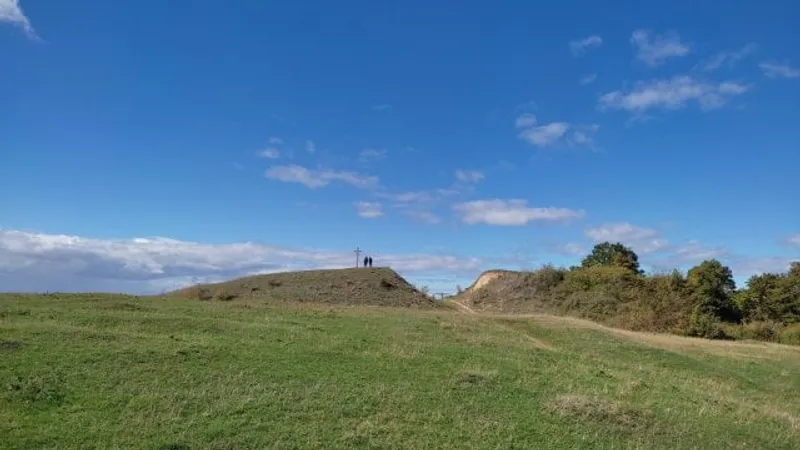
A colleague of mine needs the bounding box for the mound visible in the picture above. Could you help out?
[454,268,564,313]
[168,267,435,308]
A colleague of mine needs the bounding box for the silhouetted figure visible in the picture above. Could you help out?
[363,256,369,268]
[368,256,373,267]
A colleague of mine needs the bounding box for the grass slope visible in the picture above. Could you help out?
[169,267,433,308]
[2,293,800,449]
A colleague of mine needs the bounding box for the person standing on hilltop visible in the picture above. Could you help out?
[363,256,369,268]
[368,256,373,267]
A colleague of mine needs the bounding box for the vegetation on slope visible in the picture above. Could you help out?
[169,267,434,308]
[456,242,800,344]
[2,293,800,449]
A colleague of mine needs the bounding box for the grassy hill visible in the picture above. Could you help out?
[2,292,800,449]
[169,267,434,308]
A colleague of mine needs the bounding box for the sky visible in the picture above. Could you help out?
[1,0,798,294]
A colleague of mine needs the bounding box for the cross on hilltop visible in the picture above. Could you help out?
[353,246,374,268]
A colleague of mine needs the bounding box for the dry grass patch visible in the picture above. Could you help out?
[545,394,652,429]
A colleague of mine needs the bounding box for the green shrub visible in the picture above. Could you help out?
[687,309,729,340]
[526,265,566,292]
[743,321,782,342]
[780,323,800,345]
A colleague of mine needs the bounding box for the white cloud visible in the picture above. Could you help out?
[699,44,757,71]
[554,242,587,257]
[630,30,690,66]
[359,148,387,162]
[258,148,280,159]
[580,74,598,85]
[788,235,800,247]
[268,137,284,145]
[0,0,37,38]
[453,200,585,226]
[598,76,750,114]
[759,61,800,79]
[584,222,669,254]
[570,35,603,55]
[305,140,317,154]
[515,115,599,149]
[0,229,483,293]
[375,187,461,209]
[518,122,570,147]
[372,104,392,112]
[265,165,378,189]
[354,201,383,218]
[454,170,485,183]
[404,211,441,225]
[670,240,727,261]
[515,113,538,128]
[377,191,434,204]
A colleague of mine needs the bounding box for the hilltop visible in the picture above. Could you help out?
[168,267,435,308]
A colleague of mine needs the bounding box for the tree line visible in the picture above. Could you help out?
[508,242,799,344]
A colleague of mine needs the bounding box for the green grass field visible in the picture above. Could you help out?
[2,293,800,449]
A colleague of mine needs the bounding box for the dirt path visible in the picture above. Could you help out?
[450,301,476,314]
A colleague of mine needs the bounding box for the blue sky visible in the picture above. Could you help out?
[1,0,798,294]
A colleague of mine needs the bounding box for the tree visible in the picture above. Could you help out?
[789,262,800,278]
[581,242,642,274]
[739,273,783,322]
[739,270,800,324]
[686,259,739,322]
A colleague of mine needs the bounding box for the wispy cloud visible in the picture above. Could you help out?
[699,43,757,71]
[0,229,483,293]
[265,165,378,189]
[305,140,317,154]
[268,137,284,145]
[453,199,585,226]
[515,115,599,149]
[788,235,800,247]
[359,148,387,162]
[551,242,587,257]
[580,74,598,85]
[354,201,383,218]
[0,0,37,39]
[598,76,750,114]
[631,30,690,66]
[515,113,538,129]
[454,169,485,183]
[669,240,727,262]
[570,35,603,55]
[759,61,800,79]
[375,187,461,209]
[372,104,393,112]
[584,222,668,254]
[258,148,281,159]
[404,211,441,225]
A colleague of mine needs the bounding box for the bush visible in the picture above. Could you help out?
[562,290,622,322]
[780,323,800,345]
[214,289,236,301]
[194,288,213,301]
[526,265,566,292]
[742,321,782,342]
[687,309,730,340]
